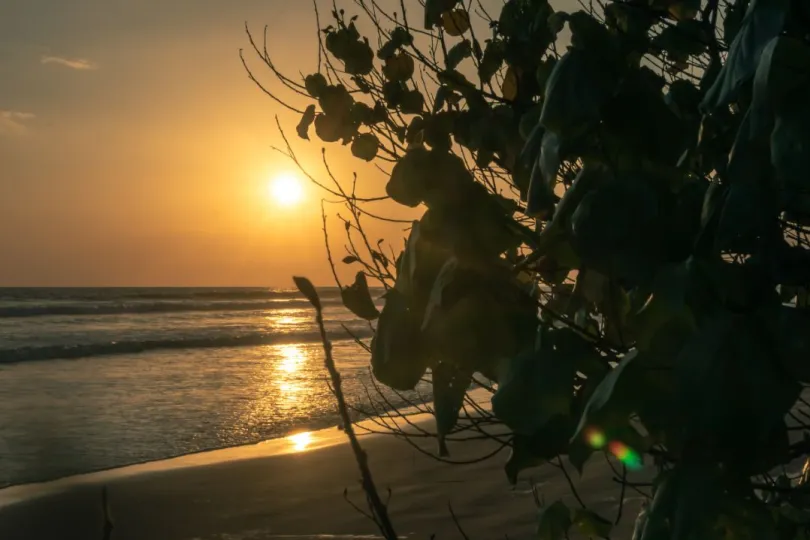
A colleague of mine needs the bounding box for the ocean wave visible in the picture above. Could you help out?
[0,298,347,318]
[0,328,374,364]
[0,287,348,302]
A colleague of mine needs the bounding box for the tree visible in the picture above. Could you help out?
[247,0,810,537]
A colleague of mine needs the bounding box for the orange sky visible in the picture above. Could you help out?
[0,0,569,287]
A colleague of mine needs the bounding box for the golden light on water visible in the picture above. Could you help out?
[288,431,313,452]
[269,172,303,207]
[278,344,305,374]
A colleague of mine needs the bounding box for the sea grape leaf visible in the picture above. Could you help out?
[504,415,574,484]
[296,104,316,140]
[478,39,505,84]
[304,73,328,98]
[400,90,425,115]
[432,361,471,456]
[424,0,459,29]
[492,327,576,435]
[370,288,427,390]
[293,276,321,310]
[700,0,789,111]
[537,501,572,540]
[540,47,617,138]
[446,39,472,70]
[573,509,613,538]
[382,52,415,82]
[340,271,380,320]
[441,9,470,36]
[501,65,519,100]
[525,130,560,218]
[350,133,380,161]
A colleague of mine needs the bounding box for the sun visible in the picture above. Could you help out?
[269,173,304,207]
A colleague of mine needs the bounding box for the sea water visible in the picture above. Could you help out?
[0,287,425,488]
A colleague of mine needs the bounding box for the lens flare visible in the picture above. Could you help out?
[607,440,643,470]
[584,426,606,449]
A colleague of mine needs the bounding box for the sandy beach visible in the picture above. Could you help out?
[0,411,647,540]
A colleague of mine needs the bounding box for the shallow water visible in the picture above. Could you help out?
[0,288,427,487]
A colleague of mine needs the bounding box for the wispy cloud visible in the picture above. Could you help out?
[41,55,98,70]
[0,110,36,135]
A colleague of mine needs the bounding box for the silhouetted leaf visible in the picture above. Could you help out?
[478,40,505,84]
[296,104,316,140]
[351,133,380,161]
[341,255,359,264]
[424,0,459,29]
[340,271,380,320]
[442,9,470,36]
[700,0,789,111]
[537,501,571,540]
[371,289,428,390]
[383,52,415,82]
[446,40,472,70]
[293,276,321,310]
[432,361,471,455]
[304,73,328,98]
[501,65,519,100]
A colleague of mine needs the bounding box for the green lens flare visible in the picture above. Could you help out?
[584,427,606,449]
[608,441,642,470]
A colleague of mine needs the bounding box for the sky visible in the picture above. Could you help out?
[0,0,574,287]
[0,0,424,286]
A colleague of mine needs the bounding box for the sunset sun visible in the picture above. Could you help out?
[269,173,303,207]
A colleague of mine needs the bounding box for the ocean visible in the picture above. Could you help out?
[0,287,424,488]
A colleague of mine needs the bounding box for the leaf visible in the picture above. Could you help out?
[547,11,569,35]
[446,39,472,70]
[572,509,612,538]
[304,73,328,98]
[700,0,789,111]
[441,9,470,36]
[432,362,472,456]
[478,39,505,84]
[540,48,617,138]
[296,104,316,140]
[667,0,700,21]
[501,65,519,100]
[572,350,642,442]
[293,276,321,310]
[505,416,574,484]
[424,0,459,29]
[371,289,428,390]
[400,89,425,115]
[492,328,576,435]
[382,52,415,82]
[341,255,359,264]
[340,271,380,320]
[652,20,709,58]
[537,501,572,540]
[351,133,380,161]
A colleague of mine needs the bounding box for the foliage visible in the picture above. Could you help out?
[251,0,810,537]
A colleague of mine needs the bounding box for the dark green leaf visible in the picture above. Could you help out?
[340,271,380,320]
[371,288,428,390]
[700,0,789,111]
[296,104,316,140]
[293,276,321,310]
[540,48,617,138]
[441,9,470,36]
[572,509,612,538]
[492,327,576,435]
[382,52,415,82]
[537,501,571,540]
[351,133,380,161]
[432,362,471,456]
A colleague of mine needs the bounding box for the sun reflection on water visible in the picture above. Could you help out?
[278,345,304,374]
[288,431,313,451]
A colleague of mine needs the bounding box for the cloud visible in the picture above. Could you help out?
[0,110,36,135]
[41,55,98,70]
